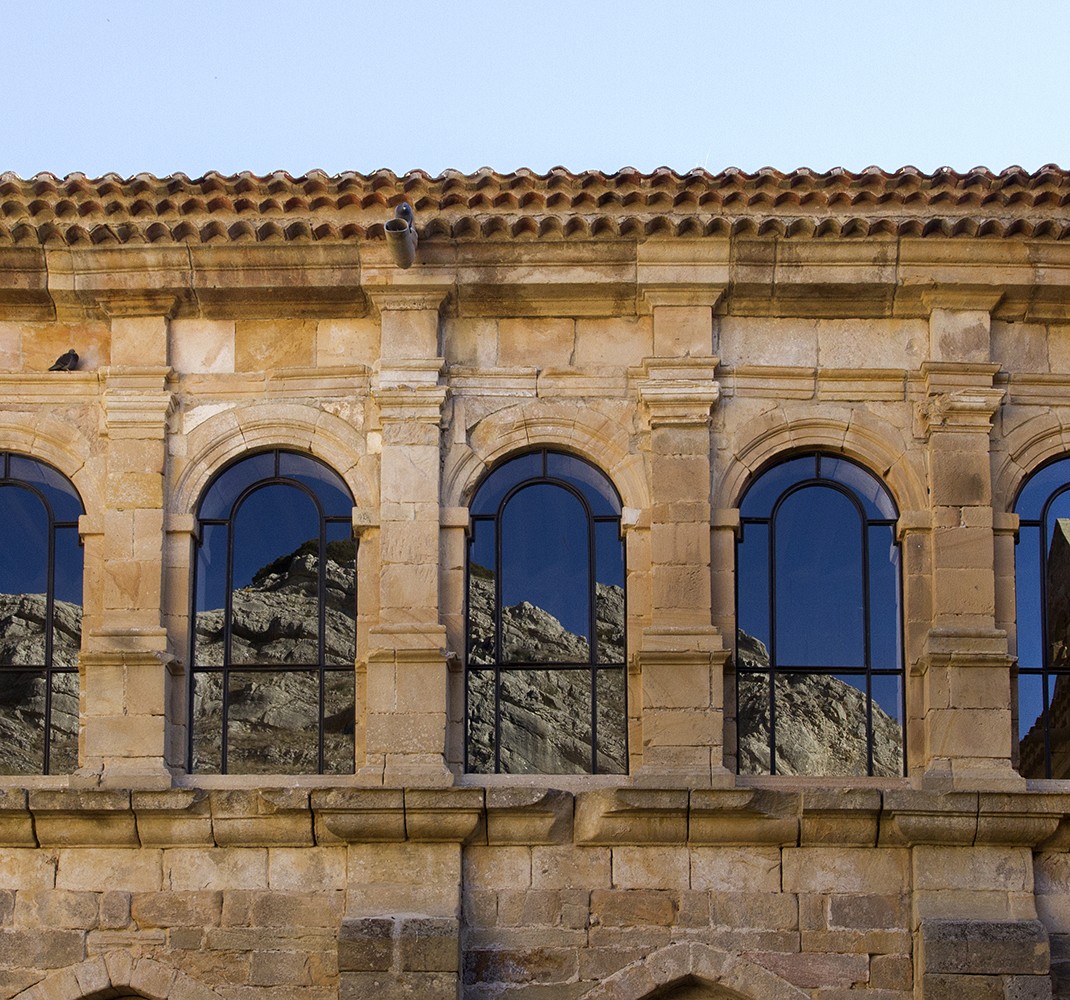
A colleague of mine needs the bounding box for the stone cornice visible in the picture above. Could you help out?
[0,784,1063,848]
[5,238,1070,322]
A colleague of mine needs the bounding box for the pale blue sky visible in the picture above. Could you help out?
[3,1,1068,179]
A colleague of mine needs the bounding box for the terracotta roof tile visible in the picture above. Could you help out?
[0,166,1067,246]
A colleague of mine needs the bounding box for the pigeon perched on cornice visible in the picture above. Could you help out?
[48,350,78,372]
[395,202,415,229]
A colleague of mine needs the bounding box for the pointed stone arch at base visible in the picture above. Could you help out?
[13,951,226,1000]
[579,942,808,1000]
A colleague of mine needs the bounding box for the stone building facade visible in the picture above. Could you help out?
[0,165,1067,998]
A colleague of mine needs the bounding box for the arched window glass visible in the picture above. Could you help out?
[0,454,83,774]
[191,450,356,774]
[736,453,904,776]
[466,449,626,774]
[1013,455,1070,778]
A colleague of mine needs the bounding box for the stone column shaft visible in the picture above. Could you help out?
[633,346,729,787]
[81,303,176,786]
[363,288,451,786]
[918,318,1018,787]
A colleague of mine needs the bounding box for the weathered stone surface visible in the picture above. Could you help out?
[1,164,1068,999]
[919,919,1050,976]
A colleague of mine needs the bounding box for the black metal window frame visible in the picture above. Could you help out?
[464,448,627,774]
[189,448,356,774]
[1013,455,1070,777]
[735,452,905,776]
[0,452,84,774]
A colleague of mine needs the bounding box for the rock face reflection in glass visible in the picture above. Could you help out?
[190,450,356,774]
[466,450,626,774]
[0,455,83,774]
[1014,456,1070,777]
[736,453,904,777]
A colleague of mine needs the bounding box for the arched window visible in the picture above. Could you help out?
[735,453,904,776]
[190,450,356,774]
[466,449,626,774]
[1013,455,1070,778]
[0,454,83,774]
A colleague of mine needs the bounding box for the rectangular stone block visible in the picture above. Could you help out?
[709,892,798,931]
[0,928,85,969]
[464,946,578,985]
[611,847,690,889]
[782,847,909,894]
[14,890,98,930]
[690,847,781,892]
[268,847,347,891]
[919,918,1050,976]
[913,846,1031,893]
[591,889,675,927]
[57,849,162,892]
[0,850,57,890]
[497,318,574,367]
[163,848,268,891]
[130,891,222,929]
[463,846,532,889]
[400,916,458,972]
[531,846,611,890]
[338,917,393,972]
[341,971,458,1000]
[235,319,316,370]
[170,318,236,373]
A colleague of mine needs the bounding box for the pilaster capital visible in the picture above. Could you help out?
[896,509,932,541]
[373,358,445,392]
[364,285,451,315]
[372,381,449,422]
[711,508,741,537]
[637,357,720,426]
[353,508,379,537]
[636,284,725,315]
[916,626,1013,674]
[102,367,175,437]
[921,289,1004,315]
[99,292,181,319]
[917,385,1005,438]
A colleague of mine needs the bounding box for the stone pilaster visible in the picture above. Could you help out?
[81,297,177,787]
[917,296,1019,789]
[633,348,729,788]
[363,288,452,787]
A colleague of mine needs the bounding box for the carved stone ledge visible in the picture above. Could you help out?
[484,787,573,845]
[800,788,882,847]
[976,792,1067,846]
[879,790,979,846]
[574,788,689,845]
[29,788,139,847]
[404,788,484,843]
[312,788,406,844]
[208,788,313,847]
[132,789,213,847]
[689,788,800,846]
[0,788,35,847]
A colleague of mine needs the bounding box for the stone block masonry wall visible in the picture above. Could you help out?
[6,167,1070,998]
[0,787,1059,999]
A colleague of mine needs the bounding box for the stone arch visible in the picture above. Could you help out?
[443,398,647,512]
[14,951,226,1000]
[0,410,99,512]
[717,412,926,515]
[995,410,1070,513]
[172,400,374,515]
[578,942,808,1000]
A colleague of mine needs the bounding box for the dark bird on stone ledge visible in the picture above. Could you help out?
[48,350,78,371]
